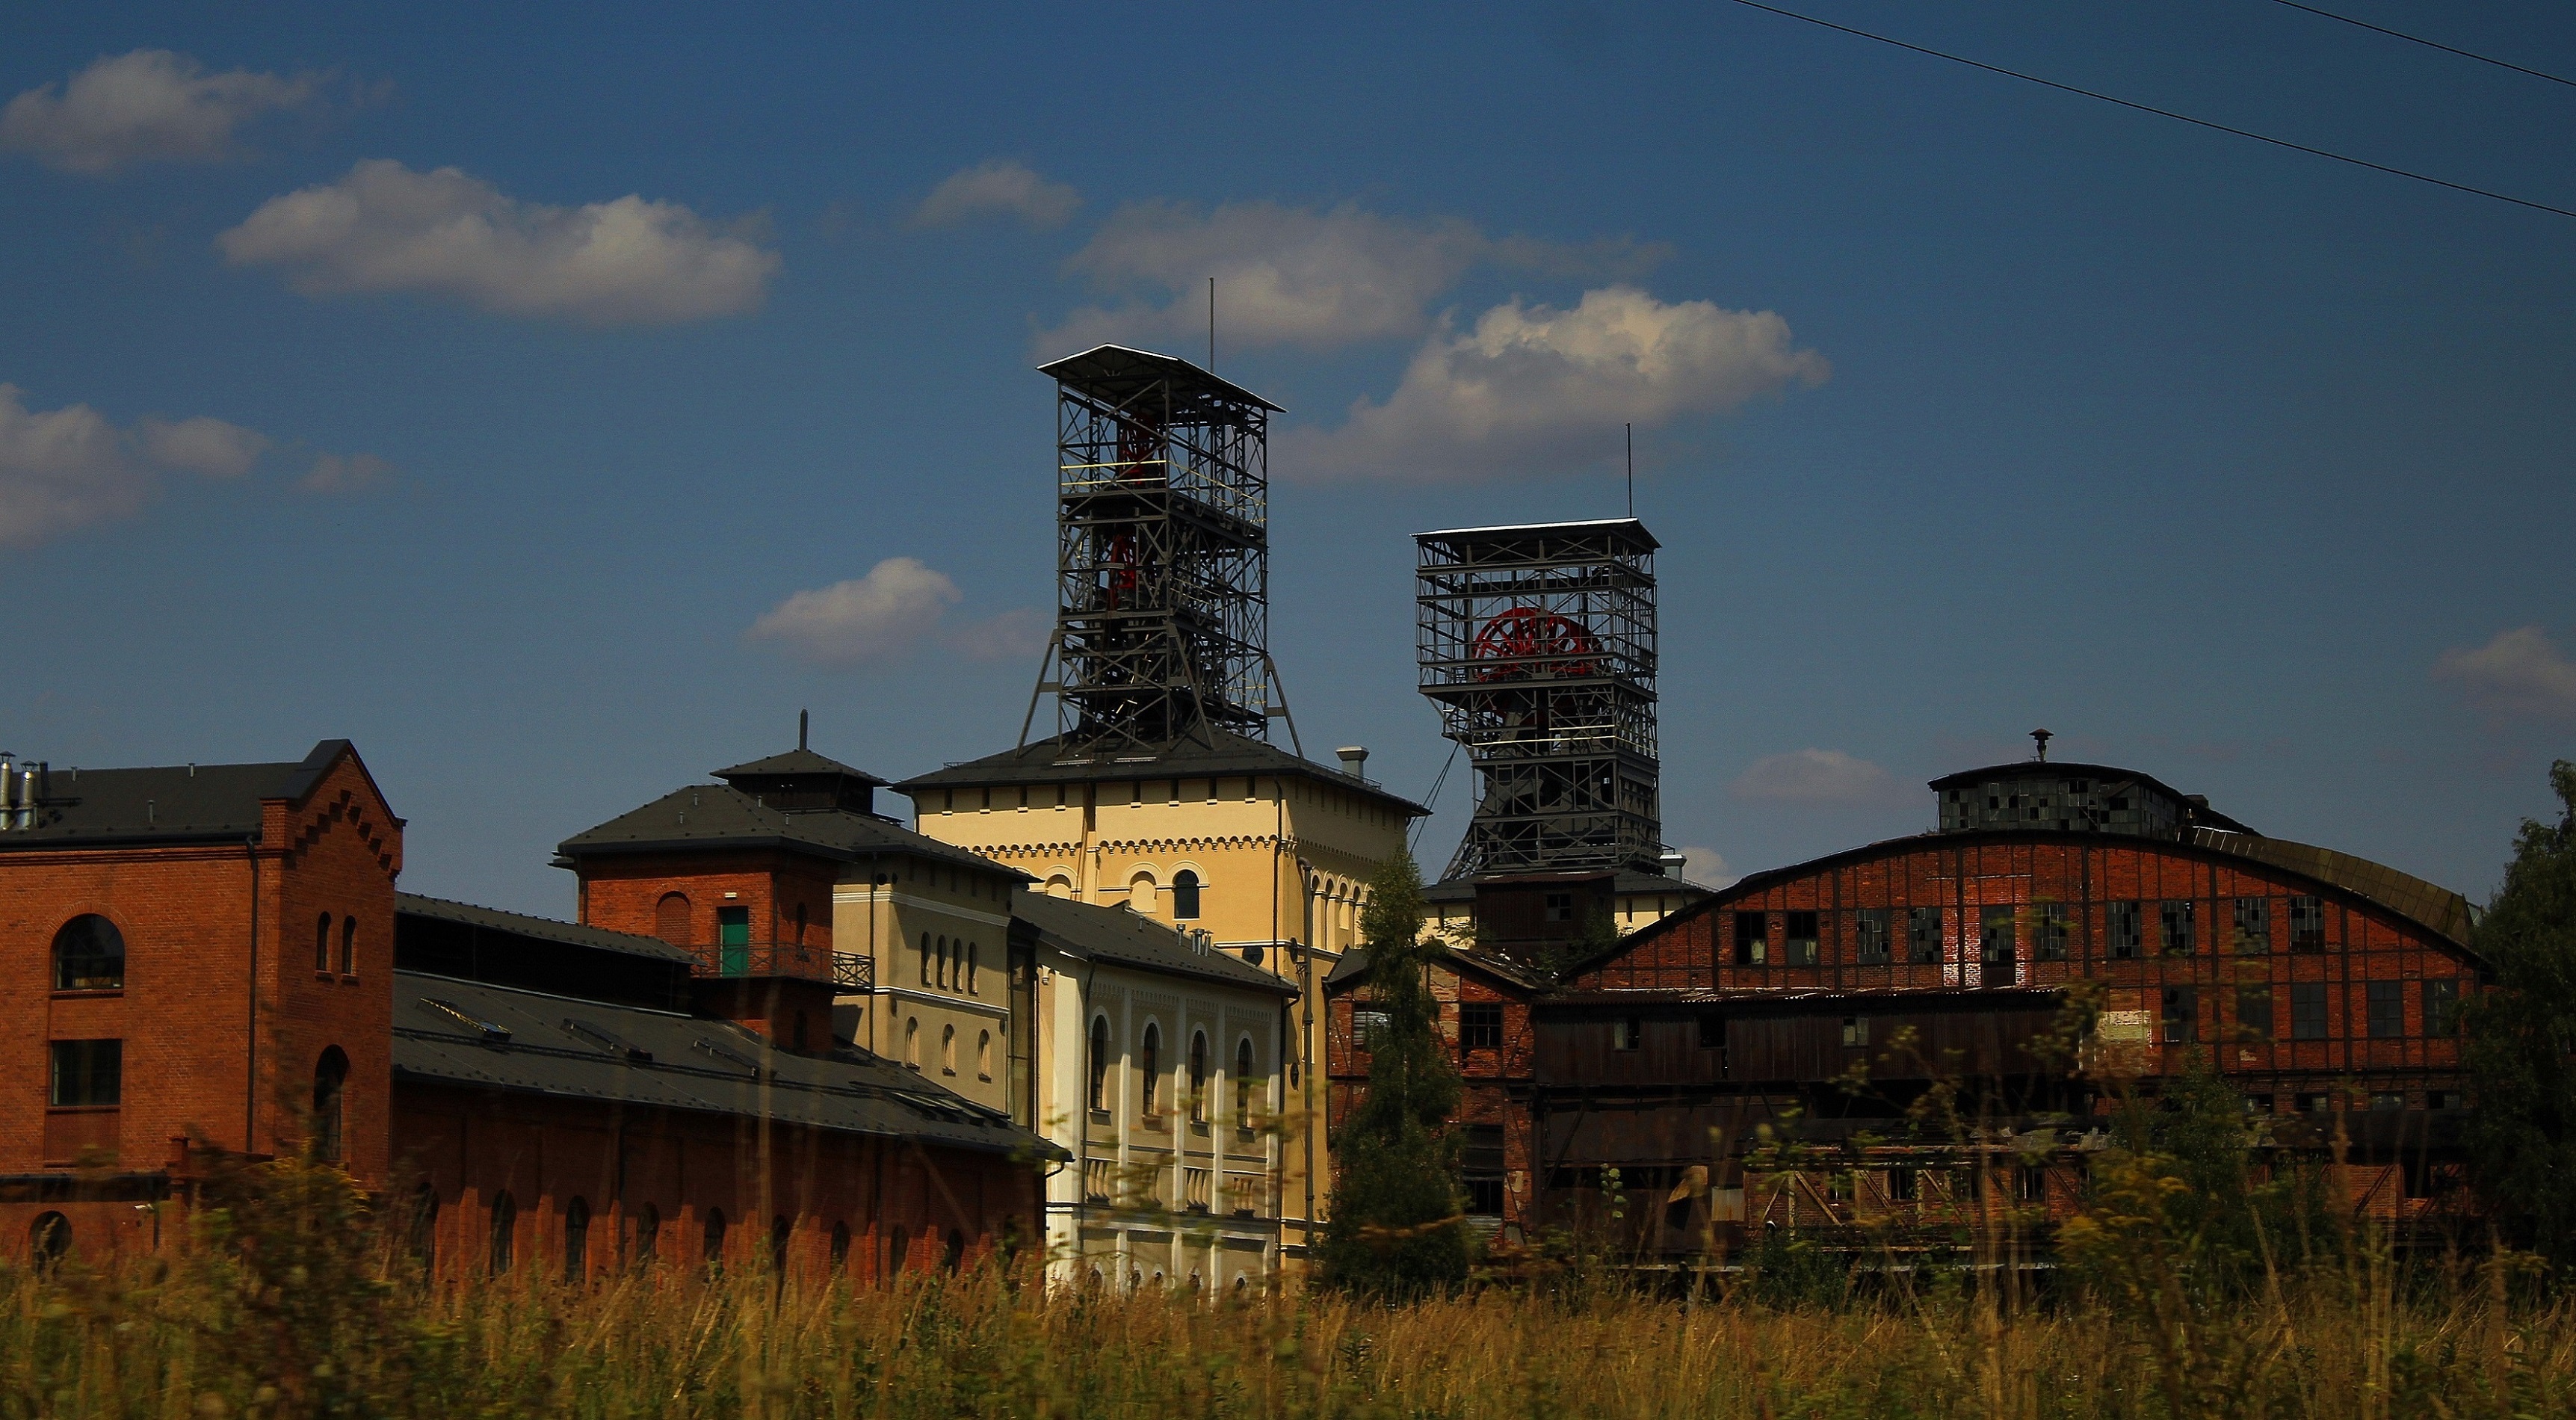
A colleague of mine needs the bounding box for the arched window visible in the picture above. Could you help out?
[1140,1022,1161,1114]
[410,1184,438,1270]
[903,1016,921,1069]
[634,1204,661,1268]
[936,936,949,989]
[312,1046,348,1162]
[1173,869,1202,920]
[919,932,932,986]
[770,1215,791,1274]
[941,1023,957,1075]
[1088,1016,1111,1112]
[886,1224,909,1279]
[702,1208,727,1267]
[655,893,691,947]
[1188,1031,1210,1123]
[792,903,806,947]
[830,1220,852,1270]
[489,1192,516,1274]
[29,1212,71,1274]
[340,916,356,975]
[1235,1038,1256,1124]
[977,1029,992,1081]
[1129,872,1157,914]
[52,915,125,991]
[1045,874,1074,900]
[966,942,980,995]
[943,1228,966,1273]
[315,912,333,972]
[564,1197,590,1281]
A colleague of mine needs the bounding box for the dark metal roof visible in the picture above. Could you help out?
[1014,894,1294,995]
[1927,760,2258,835]
[896,729,1428,817]
[395,893,694,964]
[1037,344,1285,415]
[711,748,889,787]
[1324,943,1549,993]
[1415,517,1660,552]
[0,739,373,850]
[556,782,1031,880]
[390,970,1060,1160]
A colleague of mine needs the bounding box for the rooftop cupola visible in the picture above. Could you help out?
[711,749,888,815]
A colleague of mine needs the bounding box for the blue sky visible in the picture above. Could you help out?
[4,1,2571,919]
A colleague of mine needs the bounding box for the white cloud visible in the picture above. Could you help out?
[1288,285,1829,481]
[140,415,268,477]
[1672,845,1738,889]
[1732,749,1899,806]
[0,386,275,547]
[301,450,395,493]
[1043,200,1666,356]
[217,160,781,325]
[749,559,1050,668]
[2436,626,2576,717]
[909,159,1079,229]
[1,49,321,173]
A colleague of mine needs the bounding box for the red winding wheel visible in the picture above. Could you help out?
[1469,606,1601,680]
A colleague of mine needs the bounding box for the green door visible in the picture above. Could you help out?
[717,907,751,975]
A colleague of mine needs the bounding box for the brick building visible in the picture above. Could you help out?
[0,741,1050,1273]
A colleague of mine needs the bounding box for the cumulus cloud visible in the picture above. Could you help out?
[0,386,275,546]
[910,159,1079,229]
[1288,285,1829,481]
[1732,749,1899,806]
[217,160,781,325]
[2436,626,2576,717]
[748,558,1046,669]
[301,450,395,493]
[0,49,322,173]
[1673,845,1738,889]
[1043,200,1666,356]
[139,415,268,477]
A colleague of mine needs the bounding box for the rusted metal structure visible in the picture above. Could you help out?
[1022,345,1296,756]
[1415,519,1661,879]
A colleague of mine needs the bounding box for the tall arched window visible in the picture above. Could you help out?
[1188,1031,1210,1123]
[830,1220,851,1270]
[903,1016,921,1069]
[1173,869,1202,920]
[977,1029,992,1081]
[52,915,125,991]
[315,912,333,972]
[941,1023,957,1075]
[1140,1023,1161,1114]
[340,916,356,975]
[1129,872,1157,914]
[919,932,932,986]
[410,1184,438,1271]
[312,1046,348,1162]
[791,903,806,947]
[943,1228,966,1272]
[634,1204,661,1268]
[488,1192,516,1274]
[966,942,980,995]
[655,893,691,946]
[770,1215,791,1274]
[936,936,949,989]
[886,1225,909,1279]
[702,1208,727,1268]
[1088,1016,1111,1112]
[29,1212,71,1274]
[1235,1038,1256,1125]
[563,1197,590,1281]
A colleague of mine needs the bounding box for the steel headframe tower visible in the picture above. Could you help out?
[1020,345,1297,755]
[1415,519,1661,879]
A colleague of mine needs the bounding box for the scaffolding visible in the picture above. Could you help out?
[1416,519,1661,878]
[1022,345,1294,755]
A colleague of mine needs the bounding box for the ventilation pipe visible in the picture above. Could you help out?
[0,755,14,831]
[1658,850,1687,878]
[1335,746,1369,782]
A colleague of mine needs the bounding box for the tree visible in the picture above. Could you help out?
[1317,846,1470,1297]
[2465,759,2576,1267]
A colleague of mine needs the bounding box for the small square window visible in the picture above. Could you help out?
[1612,1017,1642,1051]
[1840,1015,1870,1048]
[1460,1004,1504,1052]
[2369,1091,2405,1112]
[1784,911,1820,966]
[2367,981,2403,1039]
[1543,892,1575,923]
[2288,896,2326,952]
[1854,909,1891,964]
[1696,1014,1726,1049]
[1464,1178,1505,1215]
[2296,1092,2332,1114]
[1906,907,1942,964]
[1734,912,1768,966]
[49,1039,122,1108]
[2291,983,2329,1040]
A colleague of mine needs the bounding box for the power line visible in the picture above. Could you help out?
[1726,0,2576,221]
[2273,1,2576,90]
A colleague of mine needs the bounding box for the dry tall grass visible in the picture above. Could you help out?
[6,1244,2574,1419]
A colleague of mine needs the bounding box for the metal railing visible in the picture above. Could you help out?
[687,939,874,988]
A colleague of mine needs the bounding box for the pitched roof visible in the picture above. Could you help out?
[896,729,1427,817]
[556,782,1030,880]
[395,893,693,964]
[1038,344,1285,415]
[390,970,1059,1159]
[711,748,888,786]
[1325,943,1550,993]
[1014,893,1294,995]
[0,740,375,851]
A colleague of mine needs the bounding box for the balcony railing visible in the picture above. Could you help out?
[1083,1157,1116,1205]
[686,939,873,988]
[1182,1167,1214,1214]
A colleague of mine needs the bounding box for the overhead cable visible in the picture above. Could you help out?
[2273,1,2575,90]
[1726,0,2576,221]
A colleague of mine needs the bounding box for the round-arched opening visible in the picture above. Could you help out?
[314,911,333,972]
[1188,1030,1209,1123]
[29,1211,71,1273]
[311,1046,349,1162]
[655,892,691,947]
[634,1204,662,1268]
[1128,871,1157,915]
[488,1192,517,1275]
[829,1221,851,1271]
[770,1214,791,1274]
[1235,1037,1256,1126]
[563,1197,590,1281]
[885,1224,910,1281]
[1087,1016,1111,1112]
[52,914,125,991]
[1173,869,1202,920]
[702,1208,727,1268]
[942,1228,965,1273]
[1140,1022,1161,1114]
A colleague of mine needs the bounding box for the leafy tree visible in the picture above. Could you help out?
[1318,846,1470,1297]
[2465,759,2576,1268]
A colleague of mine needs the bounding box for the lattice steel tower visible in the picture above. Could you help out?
[1020,345,1297,755]
[1416,519,1661,878]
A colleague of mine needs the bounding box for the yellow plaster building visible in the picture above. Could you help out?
[897,730,1422,1268]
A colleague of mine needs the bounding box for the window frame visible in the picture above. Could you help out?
[51,914,126,993]
[1459,1002,1504,1052]
[2365,980,2404,1040]
[48,1038,123,1108]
